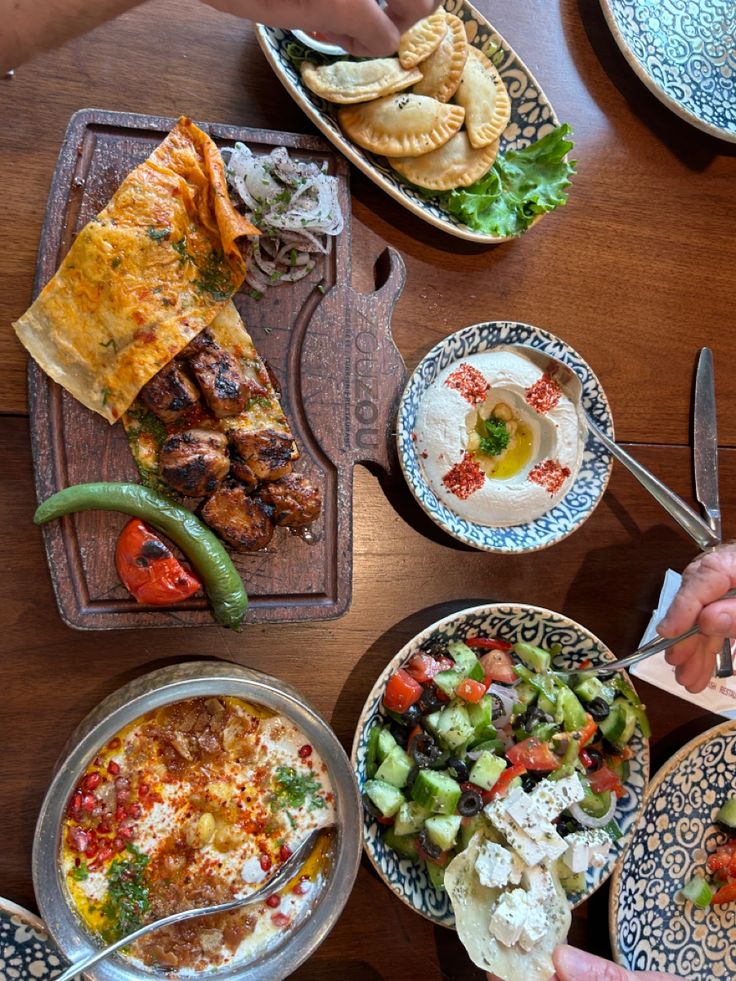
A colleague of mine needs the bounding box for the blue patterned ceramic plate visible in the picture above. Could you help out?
[599,0,736,142]
[397,321,614,554]
[610,719,736,979]
[0,898,80,980]
[255,1,562,243]
[351,603,650,928]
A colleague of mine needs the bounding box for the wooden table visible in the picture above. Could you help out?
[1,0,735,977]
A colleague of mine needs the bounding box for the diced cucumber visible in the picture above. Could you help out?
[375,745,413,789]
[434,668,465,699]
[376,727,398,762]
[557,687,588,732]
[469,737,504,755]
[530,722,559,741]
[468,751,507,791]
[425,815,461,852]
[425,859,446,892]
[716,798,736,829]
[573,675,615,705]
[538,692,556,716]
[382,827,419,860]
[364,779,405,819]
[513,641,551,673]
[447,641,485,682]
[611,699,638,748]
[514,680,538,706]
[611,675,642,706]
[411,769,461,814]
[632,704,651,739]
[423,710,442,735]
[598,703,626,745]
[467,695,494,731]
[680,875,713,908]
[366,723,381,778]
[394,801,431,836]
[468,725,499,749]
[459,813,490,850]
[435,701,475,750]
[579,788,612,819]
[601,818,623,841]
[557,864,586,896]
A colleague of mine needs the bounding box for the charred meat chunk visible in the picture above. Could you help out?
[188,337,267,418]
[201,484,274,552]
[160,428,230,497]
[140,360,200,424]
[256,473,321,528]
[181,327,216,358]
[229,429,294,489]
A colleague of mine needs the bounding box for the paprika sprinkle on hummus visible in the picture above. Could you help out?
[442,452,486,500]
[525,373,562,414]
[529,459,571,495]
[445,362,490,406]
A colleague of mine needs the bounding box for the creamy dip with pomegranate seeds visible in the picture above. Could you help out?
[60,697,335,974]
[415,351,583,527]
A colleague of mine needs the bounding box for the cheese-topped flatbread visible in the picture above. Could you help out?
[388,131,498,190]
[398,7,447,68]
[14,117,258,423]
[454,46,511,148]
[412,13,468,103]
[338,93,464,157]
[301,57,422,104]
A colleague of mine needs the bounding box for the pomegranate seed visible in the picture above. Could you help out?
[293,880,312,896]
[97,846,113,863]
[118,825,134,841]
[68,828,89,853]
[108,738,121,750]
[68,791,83,818]
[93,756,104,768]
[81,794,97,813]
[259,854,273,872]
[138,782,150,797]
[298,744,312,759]
[97,822,111,835]
[128,803,142,819]
[113,837,126,853]
[85,841,98,859]
[271,913,290,928]
[83,772,102,791]
[115,806,126,823]
[107,760,120,776]
[279,844,292,863]
[265,895,280,908]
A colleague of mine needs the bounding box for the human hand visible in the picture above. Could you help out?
[549,944,685,980]
[656,542,736,692]
[201,0,438,56]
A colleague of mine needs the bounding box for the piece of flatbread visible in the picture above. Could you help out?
[454,46,511,148]
[413,13,468,103]
[338,93,464,157]
[398,7,447,68]
[388,131,498,190]
[301,57,422,104]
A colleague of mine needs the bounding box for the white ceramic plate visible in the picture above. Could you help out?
[255,0,562,243]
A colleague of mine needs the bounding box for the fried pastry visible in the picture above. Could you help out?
[387,131,498,190]
[398,7,447,68]
[412,13,468,103]
[454,46,511,148]
[301,57,422,104]
[338,93,465,157]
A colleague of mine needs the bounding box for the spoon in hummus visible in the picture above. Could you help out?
[53,826,328,981]
[503,344,720,552]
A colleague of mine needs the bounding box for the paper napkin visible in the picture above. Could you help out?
[630,568,736,719]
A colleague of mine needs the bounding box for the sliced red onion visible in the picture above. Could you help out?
[487,683,518,729]
[569,795,617,829]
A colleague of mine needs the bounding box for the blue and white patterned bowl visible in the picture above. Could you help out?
[351,603,650,928]
[600,0,736,142]
[397,321,614,554]
[0,898,80,980]
[610,719,736,979]
[255,1,562,243]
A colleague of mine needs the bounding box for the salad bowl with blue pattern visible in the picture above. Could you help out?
[397,321,614,554]
[610,719,736,979]
[351,603,650,928]
[255,1,563,243]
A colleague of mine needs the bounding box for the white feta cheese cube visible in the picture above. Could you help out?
[484,802,548,866]
[529,773,585,821]
[524,864,559,904]
[524,819,568,861]
[518,903,548,952]
[474,840,523,889]
[562,829,612,874]
[488,888,531,947]
[504,785,547,830]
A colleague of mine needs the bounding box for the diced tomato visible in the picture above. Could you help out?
[588,765,626,797]
[483,763,527,802]
[405,654,453,684]
[115,519,201,606]
[456,678,486,703]
[435,687,450,703]
[712,881,736,905]
[415,840,450,868]
[707,841,736,873]
[465,637,513,651]
[383,669,423,713]
[477,648,517,684]
[580,749,594,768]
[506,737,559,772]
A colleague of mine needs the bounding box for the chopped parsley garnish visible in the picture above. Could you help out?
[172,237,195,264]
[111,256,122,269]
[270,765,327,812]
[245,396,272,410]
[146,226,171,242]
[101,845,150,942]
[289,248,297,267]
[478,416,510,457]
[193,249,234,301]
[71,862,89,881]
[101,387,114,406]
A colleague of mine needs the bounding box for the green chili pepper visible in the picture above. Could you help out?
[34,483,248,629]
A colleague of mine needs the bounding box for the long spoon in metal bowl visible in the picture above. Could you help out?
[501,343,720,552]
[54,826,326,981]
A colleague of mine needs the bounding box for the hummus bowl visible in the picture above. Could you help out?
[397,321,614,552]
[33,661,362,981]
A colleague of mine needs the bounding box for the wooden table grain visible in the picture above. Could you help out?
[1,0,735,978]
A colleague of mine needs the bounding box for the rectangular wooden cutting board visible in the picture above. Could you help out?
[28,109,407,629]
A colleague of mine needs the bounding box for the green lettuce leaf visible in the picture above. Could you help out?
[436,123,576,238]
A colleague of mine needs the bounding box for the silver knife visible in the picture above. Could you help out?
[694,347,733,677]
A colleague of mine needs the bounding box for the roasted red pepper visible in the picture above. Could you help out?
[115,518,201,605]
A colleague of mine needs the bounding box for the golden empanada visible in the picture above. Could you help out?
[412,13,468,103]
[338,93,465,157]
[301,58,422,104]
[398,7,447,69]
[388,131,498,190]
[454,46,511,148]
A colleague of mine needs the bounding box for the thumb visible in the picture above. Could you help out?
[552,946,681,981]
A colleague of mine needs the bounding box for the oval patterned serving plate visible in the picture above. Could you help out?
[255,1,561,243]
[0,897,80,980]
[599,0,736,142]
[610,719,736,979]
[397,321,614,554]
[351,604,649,927]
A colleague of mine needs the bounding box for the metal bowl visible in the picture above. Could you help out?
[33,661,362,981]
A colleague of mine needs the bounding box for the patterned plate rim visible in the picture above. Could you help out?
[608,717,736,966]
[351,602,651,928]
[598,0,736,144]
[0,896,46,932]
[254,0,562,244]
[396,321,614,554]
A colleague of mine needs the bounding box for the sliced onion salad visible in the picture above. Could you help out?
[569,794,617,829]
[224,142,343,297]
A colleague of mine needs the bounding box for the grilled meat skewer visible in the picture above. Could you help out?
[139,360,200,424]
[160,428,230,497]
[201,484,274,551]
[229,429,294,489]
[257,473,322,528]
